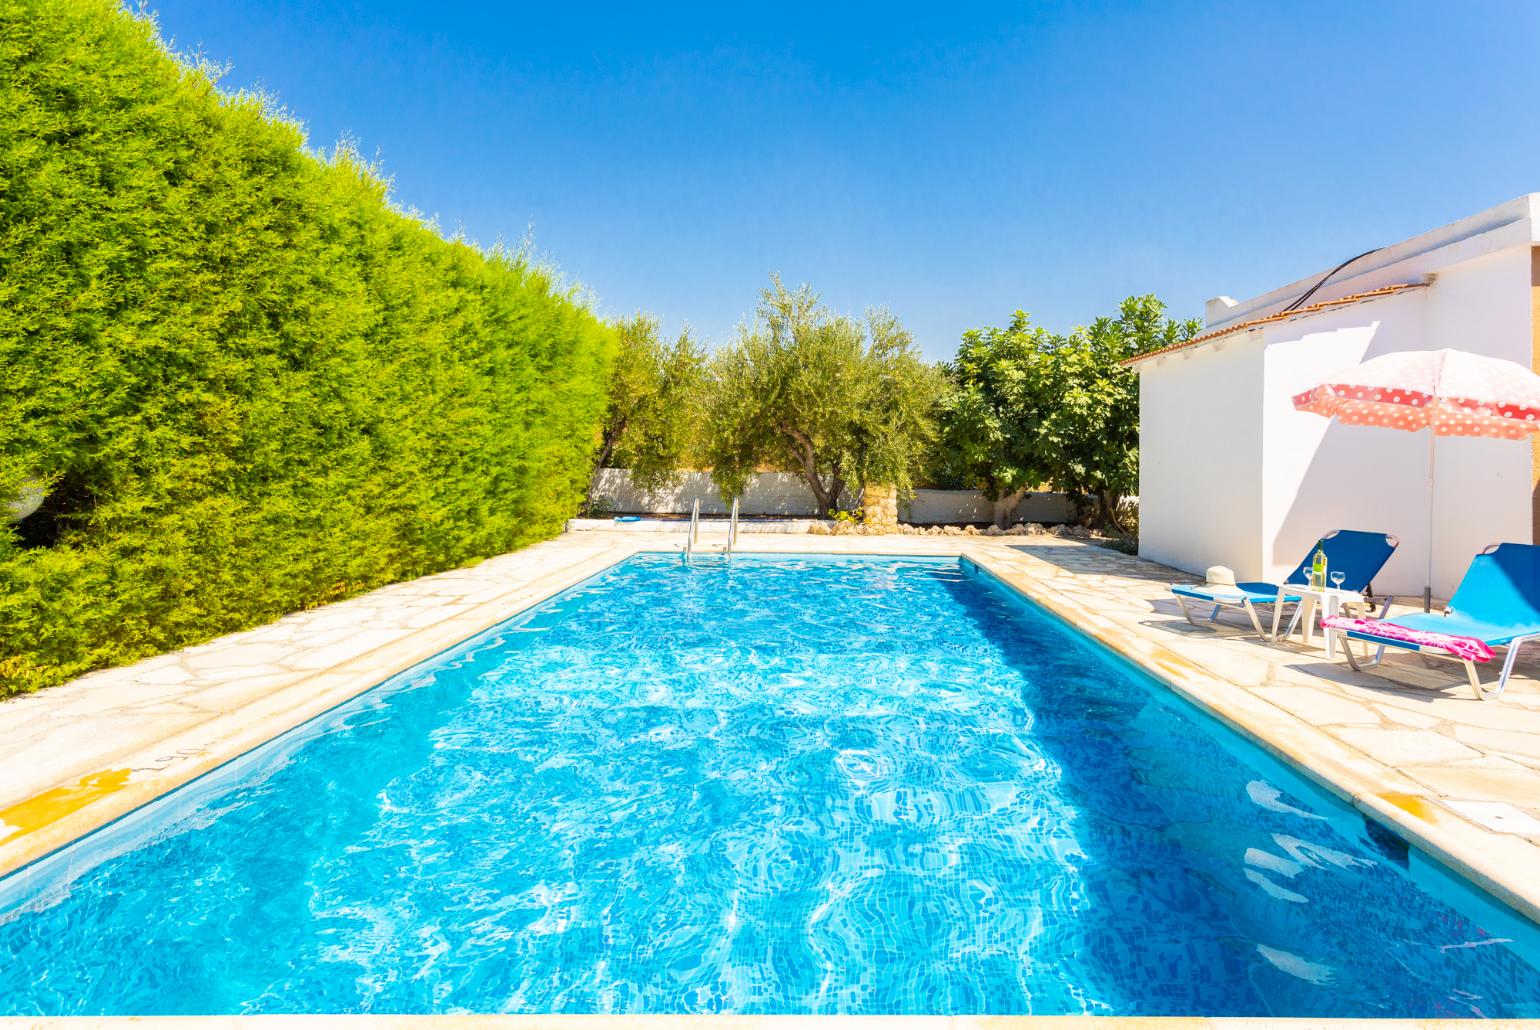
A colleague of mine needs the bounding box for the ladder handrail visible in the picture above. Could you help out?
[684,497,700,563]
[727,498,739,558]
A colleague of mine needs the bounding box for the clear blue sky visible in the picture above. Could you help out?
[148,0,1540,360]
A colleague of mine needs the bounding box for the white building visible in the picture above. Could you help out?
[1130,194,1539,601]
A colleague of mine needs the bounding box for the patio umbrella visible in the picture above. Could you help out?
[1292,348,1540,610]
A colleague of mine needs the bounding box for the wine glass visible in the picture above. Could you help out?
[1330,570,1346,592]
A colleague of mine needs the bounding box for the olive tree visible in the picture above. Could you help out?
[587,314,706,507]
[938,295,1198,529]
[704,278,942,513]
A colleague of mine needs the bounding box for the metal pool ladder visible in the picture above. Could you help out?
[727,498,740,559]
[683,497,700,563]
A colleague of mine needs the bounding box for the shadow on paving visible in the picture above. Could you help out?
[1004,542,1182,584]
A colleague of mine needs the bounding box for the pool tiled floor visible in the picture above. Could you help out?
[0,1016,1523,1029]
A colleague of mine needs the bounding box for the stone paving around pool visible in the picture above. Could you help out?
[2,531,1539,933]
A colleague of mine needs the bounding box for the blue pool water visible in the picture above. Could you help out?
[2,553,1538,1017]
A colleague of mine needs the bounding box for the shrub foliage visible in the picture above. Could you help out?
[938,296,1199,527]
[0,0,613,695]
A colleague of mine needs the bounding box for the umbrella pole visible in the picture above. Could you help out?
[1425,427,1435,612]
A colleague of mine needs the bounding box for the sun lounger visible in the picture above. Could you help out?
[1171,529,1398,639]
[1329,542,1540,700]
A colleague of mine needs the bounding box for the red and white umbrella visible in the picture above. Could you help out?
[1293,348,1540,608]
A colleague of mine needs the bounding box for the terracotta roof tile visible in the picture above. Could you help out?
[1122,281,1430,367]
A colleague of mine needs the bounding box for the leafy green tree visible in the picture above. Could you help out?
[587,315,706,506]
[935,318,1057,500]
[939,295,1198,529]
[705,278,943,513]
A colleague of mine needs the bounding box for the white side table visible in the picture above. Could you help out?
[1290,586,1363,659]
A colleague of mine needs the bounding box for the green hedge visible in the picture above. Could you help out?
[0,0,614,695]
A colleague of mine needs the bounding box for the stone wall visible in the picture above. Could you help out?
[861,483,899,531]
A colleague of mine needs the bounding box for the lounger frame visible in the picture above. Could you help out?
[1173,587,1297,640]
[1340,629,1539,701]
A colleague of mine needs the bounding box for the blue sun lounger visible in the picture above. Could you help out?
[1340,542,1540,700]
[1171,529,1398,640]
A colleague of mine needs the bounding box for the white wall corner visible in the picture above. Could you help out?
[1204,295,1239,326]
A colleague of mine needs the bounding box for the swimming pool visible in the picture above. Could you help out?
[1,553,1537,1017]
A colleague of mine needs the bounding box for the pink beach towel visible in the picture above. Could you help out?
[1319,616,1494,664]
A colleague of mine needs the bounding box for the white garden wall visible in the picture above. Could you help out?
[902,488,1074,525]
[591,470,836,517]
[590,470,1075,524]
